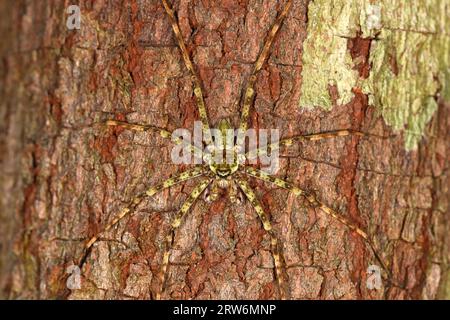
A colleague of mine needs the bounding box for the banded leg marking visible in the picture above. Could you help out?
[105,120,202,157]
[236,0,293,149]
[235,179,287,300]
[246,129,366,160]
[245,167,391,272]
[84,167,204,251]
[106,120,172,138]
[243,167,391,274]
[244,167,368,239]
[156,178,211,300]
[161,0,213,146]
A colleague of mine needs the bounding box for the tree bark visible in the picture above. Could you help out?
[0,0,449,300]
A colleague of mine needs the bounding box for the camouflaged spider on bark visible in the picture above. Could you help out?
[76,0,391,299]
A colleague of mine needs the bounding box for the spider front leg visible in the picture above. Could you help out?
[80,166,204,266]
[236,0,293,148]
[243,167,390,277]
[235,179,287,300]
[156,178,211,300]
[105,120,203,157]
[105,120,172,139]
[246,129,383,160]
[161,0,213,146]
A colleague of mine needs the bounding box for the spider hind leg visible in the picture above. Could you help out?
[79,167,203,269]
[156,179,211,299]
[235,178,288,300]
[243,167,392,279]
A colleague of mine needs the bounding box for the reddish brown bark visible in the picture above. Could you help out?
[0,0,449,299]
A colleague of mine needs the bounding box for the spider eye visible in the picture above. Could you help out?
[217,169,229,177]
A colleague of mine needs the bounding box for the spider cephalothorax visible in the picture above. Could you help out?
[207,119,240,178]
[203,117,282,204]
[204,119,242,203]
[77,0,390,300]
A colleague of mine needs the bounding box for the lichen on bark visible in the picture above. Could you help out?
[300,0,450,150]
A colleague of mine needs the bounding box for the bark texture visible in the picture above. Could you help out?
[0,0,449,299]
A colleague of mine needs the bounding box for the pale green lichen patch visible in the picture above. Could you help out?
[300,0,450,150]
[363,0,449,150]
[299,0,361,109]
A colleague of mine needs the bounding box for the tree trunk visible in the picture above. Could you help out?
[0,0,448,300]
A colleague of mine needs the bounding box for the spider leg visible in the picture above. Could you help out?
[235,179,287,300]
[236,0,292,149]
[105,120,202,157]
[243,167,390,276]
[246,129,388,160]
[291,129,365,142]
[105,119,172,138]
[156,178,212,300]
[161,0,213,146]
[80,166,204,266]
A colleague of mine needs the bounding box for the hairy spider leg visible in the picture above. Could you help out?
[105,120,203,159]
[235,178,287,300]
[235,0,293,151]
[156,178,212,300]
[246,129,365,160]
[242,167,390,277]
[161,0,213,146]
[80,167,204,267]
[246,129,393,160]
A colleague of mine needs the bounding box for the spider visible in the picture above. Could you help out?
[77,0,389,299]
